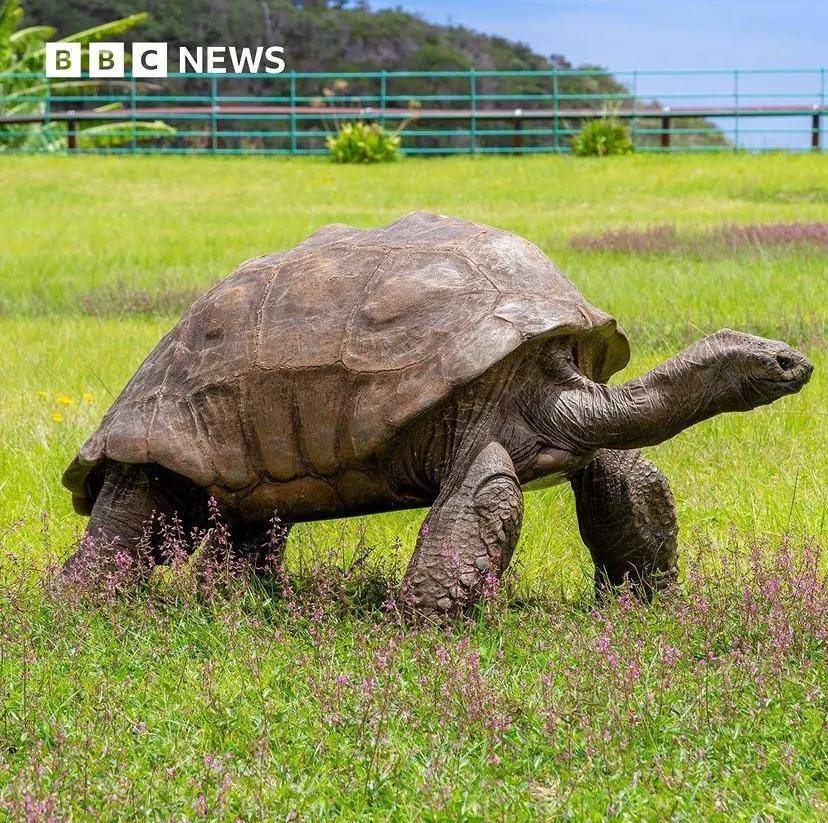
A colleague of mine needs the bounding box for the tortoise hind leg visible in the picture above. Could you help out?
[241,520,292,575]
[401,442,523,620]
[60,463,207,589]
[570,449,678,602]
[198,519,292,579]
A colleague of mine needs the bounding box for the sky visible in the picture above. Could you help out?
[370,1,825,73]
[369,0,828,148]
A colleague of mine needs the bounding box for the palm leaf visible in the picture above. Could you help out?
[10,79,135,97]
[23,13,149,61]
[79,120,174,137]
[0,1,24,43]
[9,24,54,44]
[77,119,175,147]
[6,98,45,115]
[0,6,167,150]
[61,13,148,45]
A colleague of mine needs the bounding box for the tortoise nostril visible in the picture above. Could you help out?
[776,353,797,371]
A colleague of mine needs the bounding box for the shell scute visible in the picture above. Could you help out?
[147,394,214,487]
[189,383,254,490]
[342,248,495,373]
[239,370,302,483]
[257,246,384,370]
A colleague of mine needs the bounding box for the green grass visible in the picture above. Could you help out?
[0,153,826,819]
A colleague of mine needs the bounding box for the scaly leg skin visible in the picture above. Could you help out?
[60,463,206,590]
[570,449,678,602]
[402,442,523,620]
[235,521,292,576]
[188,507,293,595]
[239,523,292,577]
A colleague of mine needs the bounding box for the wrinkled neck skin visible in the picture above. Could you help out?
[529,337,755,454]
[387,335,766,500]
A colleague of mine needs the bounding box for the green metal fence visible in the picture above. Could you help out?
[1,67,825,155]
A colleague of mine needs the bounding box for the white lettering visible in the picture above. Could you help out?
[229,46,264,73]
[206,46,226,73]
[178,46,203,73]
[264,46,286,74]
[45,42,81,77]
[89,42,125,78]
[132,42,168,78]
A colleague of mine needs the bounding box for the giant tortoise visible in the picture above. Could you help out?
[62,211,814,616]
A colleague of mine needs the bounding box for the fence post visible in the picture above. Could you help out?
[130,74,137,153]
[44,76,52,147]
[67,115,76,151]
[470,69,477,153]
[812,107,821,151]
[290,71,297,154]
[210,75,218,153]
[733,69,740,151]
[552,69,559,152]
[513,110,523,153]
[631,70,638,150]
[380,70,387,129]
[661,111,671,150]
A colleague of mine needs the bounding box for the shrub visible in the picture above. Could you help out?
[326,121,402,163]
[572,117,633,157]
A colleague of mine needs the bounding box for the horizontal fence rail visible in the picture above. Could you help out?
[1,67,825,155]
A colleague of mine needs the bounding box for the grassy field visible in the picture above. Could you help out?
[0,153,826,819]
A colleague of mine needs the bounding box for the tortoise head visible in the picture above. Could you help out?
[537,328,813,454]
[690,329,813,409]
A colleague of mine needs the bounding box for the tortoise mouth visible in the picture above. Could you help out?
[756,360,814,393]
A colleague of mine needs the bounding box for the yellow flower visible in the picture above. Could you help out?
[83,392,94,403]
[51,412,63,422]
[56,395,73,406]
[37,390,48,398]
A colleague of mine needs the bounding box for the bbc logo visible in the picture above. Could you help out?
[46,42,168,78]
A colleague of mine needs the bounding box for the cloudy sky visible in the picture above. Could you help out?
[369,0,827,148]
[369,1,825,70]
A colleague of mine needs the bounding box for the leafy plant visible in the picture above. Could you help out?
[572,116,634,157]
[0,0,172,151]
[326,121,402,163]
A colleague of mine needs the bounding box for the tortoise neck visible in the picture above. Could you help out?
[553,346,731,451]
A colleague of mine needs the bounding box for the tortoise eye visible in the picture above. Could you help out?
[776,353,796,371]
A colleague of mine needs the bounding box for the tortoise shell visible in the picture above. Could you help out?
[63,211,629,514]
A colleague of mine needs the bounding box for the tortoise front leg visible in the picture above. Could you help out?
[402,442,523,620]
[570,449,678,601]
